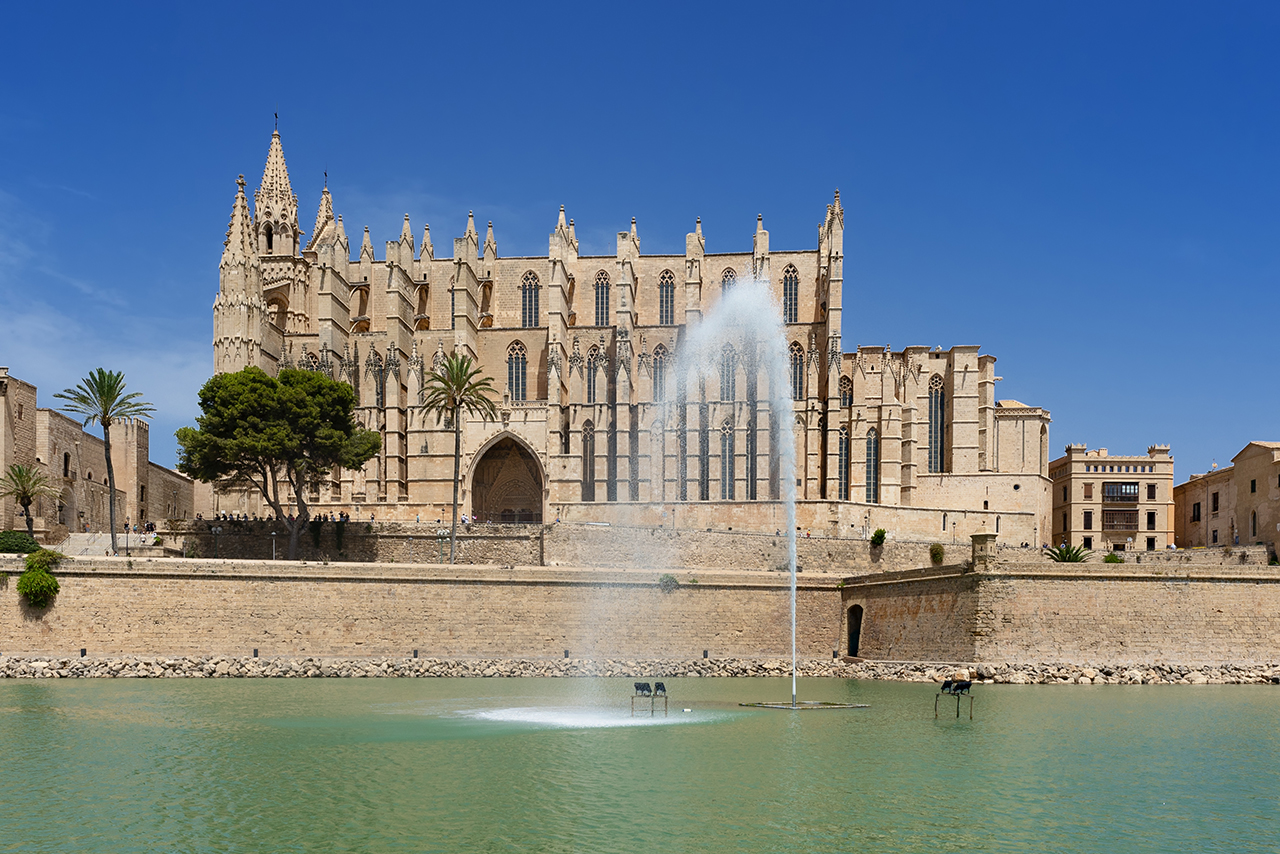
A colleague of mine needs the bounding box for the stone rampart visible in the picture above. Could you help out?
[841,559,1280,665]
[0,555,843,660]
[168,519,1000,574]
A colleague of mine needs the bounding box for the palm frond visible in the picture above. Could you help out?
[54,368,155,427]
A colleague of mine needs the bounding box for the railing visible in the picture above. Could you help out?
[1103,510,1139,531]
[1102,483,1140,504]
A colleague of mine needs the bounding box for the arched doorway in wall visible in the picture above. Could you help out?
[470,435,544,523]
[848,604,864,657]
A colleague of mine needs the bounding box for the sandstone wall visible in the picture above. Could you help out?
[840,568,978,661]
[973,563,1280,665]
[170,519,987,574]
[0,555,842,660]
[839,558,1280,666]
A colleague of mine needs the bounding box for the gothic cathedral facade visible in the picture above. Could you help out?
[210,131,1052,542]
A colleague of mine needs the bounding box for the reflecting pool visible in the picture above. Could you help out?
[1,677,1276,852]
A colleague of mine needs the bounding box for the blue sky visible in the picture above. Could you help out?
[1,2,1276,477]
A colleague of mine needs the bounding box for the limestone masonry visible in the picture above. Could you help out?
[206,129,1052,544]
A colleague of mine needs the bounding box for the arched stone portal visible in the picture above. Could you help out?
[471,436,543,523]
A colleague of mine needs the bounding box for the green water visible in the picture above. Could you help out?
[1,678,1276,853]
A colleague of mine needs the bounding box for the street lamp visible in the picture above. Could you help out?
[125,517,130,556]
[270,531,277,560]
[436,528,449,562]
[212,525,223,558]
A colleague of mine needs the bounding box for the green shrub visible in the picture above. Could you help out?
[658,573,680,593]
[17,569,59,608]
[1103,552,1124,564]
[17,550,63,608]
[0,530,40,554]
[929,543,945,565]
[24,548,65,573]
[869,528,887,548]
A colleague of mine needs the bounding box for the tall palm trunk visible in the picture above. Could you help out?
[450,404,461,564]
[103,423,119,553]
[21,500,34,537]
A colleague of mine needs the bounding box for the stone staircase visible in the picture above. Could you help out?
[57,532,116,555]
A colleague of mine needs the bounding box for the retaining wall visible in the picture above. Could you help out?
[841,560,1280,665]
[0,555,843,660]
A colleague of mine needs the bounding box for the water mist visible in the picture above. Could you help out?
[675,277,799,706]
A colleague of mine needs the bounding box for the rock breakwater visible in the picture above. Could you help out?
[2,656,1280,684]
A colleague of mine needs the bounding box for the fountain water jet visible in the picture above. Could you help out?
[675,276,799,705]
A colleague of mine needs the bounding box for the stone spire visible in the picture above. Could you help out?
[214,175,266,374]
[400,214,413,243]
[220,176,257,272]
[483,220,497,261]
[420,223,433,261]
[253,129,300,255]
[752,213,770,279]
[307,186,334,250]
[359,226,375,261]
[465,210,478,240]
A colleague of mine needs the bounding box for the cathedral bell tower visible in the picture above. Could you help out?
[254,129,299,256]
[212,175,267,373]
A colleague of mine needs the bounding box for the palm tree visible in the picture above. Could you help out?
[421,352,498,563]
[1044,542,1092,562]
[0,464,59,538]
[55,369,154,554]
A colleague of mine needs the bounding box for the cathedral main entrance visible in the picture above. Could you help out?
[470,436,544,524]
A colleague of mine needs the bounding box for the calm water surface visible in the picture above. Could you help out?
[0,677,1276,853]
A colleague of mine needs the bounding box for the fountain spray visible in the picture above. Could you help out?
[676,277,799,706]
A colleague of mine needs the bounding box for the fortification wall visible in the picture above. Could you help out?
[840,568,979,661]
[0,555,843,660]
[840,557,1280,665]
[973,563,1280,665]
[168,519,1004,574]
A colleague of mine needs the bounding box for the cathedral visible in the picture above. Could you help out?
[209,130,1053,543]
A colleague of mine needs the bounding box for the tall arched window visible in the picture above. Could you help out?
[265,223,274,253]
[698,405,710,501]
[837,428,849,501]
[839,375,852,408]
[508,342,528,402]
[581,420,596,501]
[594,271,611,327]
[586,346,600,404]
[866,428,880,504]
[520,271,540,328]
[652,344,667,401]
[928,374,945,473]
[720,420,735,500]
[1252,510,1258,538]
[721,268,737,292]
[63,453,70,478]
[720,345,736,401]
[658,270,676,326]
[782,264,799,324]
[789,342,805,401]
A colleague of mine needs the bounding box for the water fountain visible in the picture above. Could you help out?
[676,277,863,710]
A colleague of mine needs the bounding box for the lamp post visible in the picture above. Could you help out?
[125,517,130,556]
[212,525,223,558]
[270,531,277,560]
[436,528,448,563]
